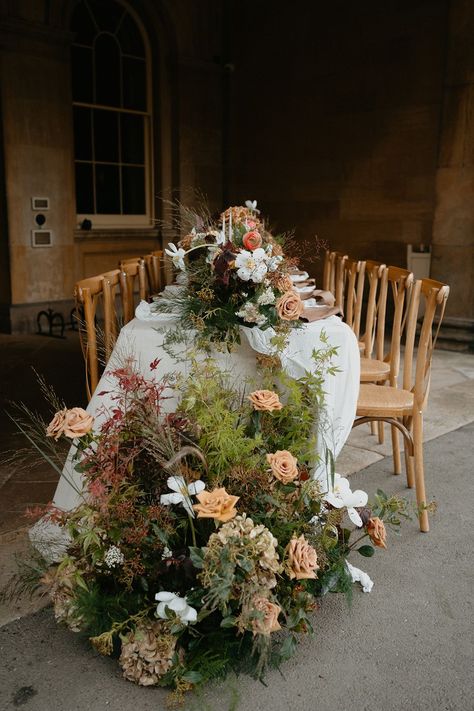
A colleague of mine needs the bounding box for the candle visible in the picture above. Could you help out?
[222,211,226,239]
[229,210,232,242]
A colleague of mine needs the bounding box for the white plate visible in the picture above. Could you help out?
[290,272,309,283]
[295,285,315,294]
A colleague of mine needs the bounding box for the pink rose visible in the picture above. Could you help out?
[266,450,298,484]
[287,535,319,580]
[276,290,304,321]
[62,408,94,438]
[46,409,67,440]
[251,596,282,635]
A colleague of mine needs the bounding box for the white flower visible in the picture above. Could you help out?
[323,473,368,527]
[256,287,276,306]
[236,302,266,326]
[160,475,205,517]
[235,248,268,283]
[155,592,197,624]
[346,561,374,593]
[164,243,186,271]
[267,255,284,272]
[245,199,260,213]
[104,545,124,568]
[162,546,173,559]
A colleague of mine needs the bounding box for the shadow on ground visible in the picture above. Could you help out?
[1,422,473,711]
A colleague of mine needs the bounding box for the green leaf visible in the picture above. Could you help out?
[188,546,204,569]
[182,670,203,684]
[357,545,375,557]
[279,635,298,661]
[220,615,237,628]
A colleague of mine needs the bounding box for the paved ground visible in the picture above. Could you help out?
[1,422,473,711]
[0,335,473,710]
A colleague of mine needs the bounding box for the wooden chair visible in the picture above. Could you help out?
[74,269,121,401]
[360,266,414,469]
[144,250,164,295]
[119,258,148,324]
[322,250,348,302]
[358,261,387,356]
[342,258,366,340]
[353,278,450,532]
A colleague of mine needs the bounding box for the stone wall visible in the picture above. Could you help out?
[432,0,474,337]
[0,0,225,333]
[228,0,448,284]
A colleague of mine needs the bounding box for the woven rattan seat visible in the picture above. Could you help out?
[359,357,390,383]
[357,383,413,415]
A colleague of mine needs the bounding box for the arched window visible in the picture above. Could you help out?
[71,0,152,226]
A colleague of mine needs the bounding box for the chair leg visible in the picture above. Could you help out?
[413,410,429,532]
[391,422,401,474]
[402,416,415,488]
[370,421,377,436]
[378,420,384,444]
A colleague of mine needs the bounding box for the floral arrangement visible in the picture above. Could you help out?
[154,200,306,348]
[8,353,408,702]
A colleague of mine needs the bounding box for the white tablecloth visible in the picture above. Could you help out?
[51,313,360,513]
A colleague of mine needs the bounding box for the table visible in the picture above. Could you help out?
[51,309,360,513]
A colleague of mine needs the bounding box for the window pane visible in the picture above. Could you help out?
[121,114,144,164]
[117,12,145,58]
[95,34,120,107]
[73,107,92,160]
[75,163,94,214]
[122,166,145,214]
[122,57,146,110]
[71,1,96,46]
[95,164,120,213]
[93,109,119,162]
[71,46,93,103]
[89,0,125,33]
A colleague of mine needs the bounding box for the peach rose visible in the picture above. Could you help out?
[62,408,94,439]
[193,487,239,522]
[266,450,298,484]
[248,390,283,412]
[287,534,319,580]
[46,409,67,440]
[366,517,387,549]
[242,230,262,251]
[251,596,282,635]
[276,290,304,321]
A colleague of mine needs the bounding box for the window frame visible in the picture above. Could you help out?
[72,1,154,229]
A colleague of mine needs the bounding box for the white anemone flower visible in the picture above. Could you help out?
[323,473,368,527]
[235,248,268,283]
[267,255,284,272]
[155,592,198,624]
[245,199,260,213]
[346,561,374,593]
[164,243,186,271]
[160,475,205,517]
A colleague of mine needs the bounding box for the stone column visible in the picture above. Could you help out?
[432,0,474,346]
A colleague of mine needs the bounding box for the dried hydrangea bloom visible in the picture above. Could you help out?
[119,620,177,686]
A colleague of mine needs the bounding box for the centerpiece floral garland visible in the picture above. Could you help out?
[5,353,408,702]
[152,200,306,349]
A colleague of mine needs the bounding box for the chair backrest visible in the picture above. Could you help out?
[342,258,366,339]
[322,250,348,298]
[360,260,387,357]
[375,266,414,382]
[402,278,449,410]
[74,268,121,401]
[119,258,148,324]
[144,249,164,295]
